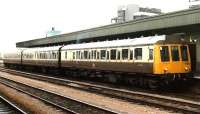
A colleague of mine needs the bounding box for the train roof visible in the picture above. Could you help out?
[23,46,61,52]
[21,35,166,52]
[62,35,166,50]
[3,48,24,55]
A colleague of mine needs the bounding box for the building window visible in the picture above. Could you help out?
[134,48,142,60]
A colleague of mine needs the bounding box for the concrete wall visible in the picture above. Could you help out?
[125,4,139,21]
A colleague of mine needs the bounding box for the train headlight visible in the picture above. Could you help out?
[185,67,188,71]
[164,68,168,73]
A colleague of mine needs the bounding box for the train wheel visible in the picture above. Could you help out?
[148,79,158,90]
[126,77,137,86]
[42,68,46,73]
[108,75,117,83]
[139,77,144,87]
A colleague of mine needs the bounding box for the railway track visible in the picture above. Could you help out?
[0,67,200,113]
[0,95,27,114]
[0,76,117,114]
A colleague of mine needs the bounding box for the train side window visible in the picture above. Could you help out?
[107,51,110,60]
[81,51,84,59]
[38,53,40,59]
[88,51,91,59]
[100,50,106,60]
[84,51,88,59]
[181,46,188,61]
[76,51,78,59]
[149,49,153,60]
[171,46,179,61]
[45,53,47,59]
[48,53,50,59]
[73,52,75,59]
[91,51,94,59]
[51,52,53,59]
[117,50,121,60]
[48,52,51,59]
[42,53,44,59]
[65,51,67,59]
[122,49,128,60]
[130,50,133,60]
[76,51,80,59]
[134,48,142,60]
[79,51,81,59]
[94,50,97,59]
[56,52,59,59]
[160,46,169,62]
[111,49,116,60]
[35,53,37,59]
[40,53,42,59]
[91,50,96,59]
[45,52,47,59]
[43,53,45,59]
[50,52,53,59]
[52,52,56,59]
[97,51,100,59]
[46,52,48,59]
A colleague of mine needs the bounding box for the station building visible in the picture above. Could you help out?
[111,4,162,23]
[16,6,200,75]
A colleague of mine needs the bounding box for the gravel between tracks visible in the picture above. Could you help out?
[0,82,65,114]
[0,71,177,114]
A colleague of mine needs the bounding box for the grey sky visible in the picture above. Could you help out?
[0,0,190,52]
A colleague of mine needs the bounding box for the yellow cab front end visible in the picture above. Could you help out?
[153,44,192,80]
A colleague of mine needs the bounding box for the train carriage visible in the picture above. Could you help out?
[60,35,192,83]
[3,35,193,87]
[3,49,23,67]
[22,46,60,68]
[61,36,157,73]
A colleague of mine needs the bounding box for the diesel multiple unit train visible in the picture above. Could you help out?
[3,35,193,87]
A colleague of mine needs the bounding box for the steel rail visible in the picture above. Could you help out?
[1,67,200,113]
[0,95,28,114]
[0,75,118,114]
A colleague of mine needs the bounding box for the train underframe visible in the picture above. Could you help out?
[3,63,193,89]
